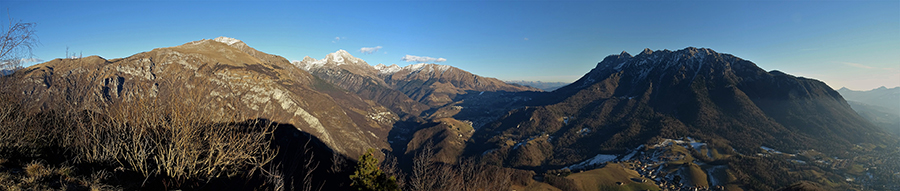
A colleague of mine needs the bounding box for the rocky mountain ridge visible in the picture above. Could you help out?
[293,51,541,109]
[470,47,890,168]
[293,50,543,164]
[7,41,897,190]
[11,37,396,157]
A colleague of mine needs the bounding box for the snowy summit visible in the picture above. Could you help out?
[213,36,242,45]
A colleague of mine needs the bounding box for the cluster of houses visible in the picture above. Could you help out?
[615,152,728,191]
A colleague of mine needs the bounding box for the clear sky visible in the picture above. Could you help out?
[2,0,898,90]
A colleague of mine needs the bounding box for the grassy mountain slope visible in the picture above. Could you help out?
[464,47,896,190]
[10,37,395,158]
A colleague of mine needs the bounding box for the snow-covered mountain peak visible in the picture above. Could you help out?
[402,63,452,73]
[372,63,454,75]
[324,49,364,65]
[292,57,325,71]
[293,50,371,71]
[213,36,242,45]
[374,63,401,74]
[405,63,429,71]
[334,49,351,55]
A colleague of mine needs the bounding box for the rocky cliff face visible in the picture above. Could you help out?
[11,37,396,157]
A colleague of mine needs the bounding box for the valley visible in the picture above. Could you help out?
[287,45,900,190]
[2,1,898,190]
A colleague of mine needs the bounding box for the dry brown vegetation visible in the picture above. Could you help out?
[0,74,284,190]
[407,144,532,191]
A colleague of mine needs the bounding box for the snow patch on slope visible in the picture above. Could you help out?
[374,64,402,74]
[324,49,364,65]
[293,50,369,71]
[621,145,645,161]
[394,63,453,74]
[512,137,535,150]
[293,56,327,71]
[405,63,429,72]
[213,36,242,45]
[707,165,728,186]
[650,137,707,151]
[566,154,618,170]
[760,146,783,154]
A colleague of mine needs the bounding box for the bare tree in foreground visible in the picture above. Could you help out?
[407,142,515,191]
[0,13,38,70]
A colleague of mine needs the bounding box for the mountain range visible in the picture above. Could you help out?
[464,48,896,190]
[838,86,900,136]
[471,47,889,167]
[10,37,396,158]
[5,38,897,190]
[292,50,539,114]
[505,80,570,91]
[292,49,542,163]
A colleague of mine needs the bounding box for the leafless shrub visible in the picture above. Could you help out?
[330,151,346,174]
[381,153,406,189]
[267,136,326,191]
[94,78,275,184]
[295,140,321,191]
[408,143,514,191]
[0,93,28,155]
[0,72,281,188]
[409,143,436,191]
[260,159,286,191]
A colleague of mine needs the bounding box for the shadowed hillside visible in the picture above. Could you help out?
[465,48,898,190]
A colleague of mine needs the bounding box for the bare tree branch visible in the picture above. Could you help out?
[0,12,38,70]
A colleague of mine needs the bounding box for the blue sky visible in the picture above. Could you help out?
[2,0,898,90]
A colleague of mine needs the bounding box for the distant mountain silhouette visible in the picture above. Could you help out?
[838,86,900,135]
[506,80,570,91]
